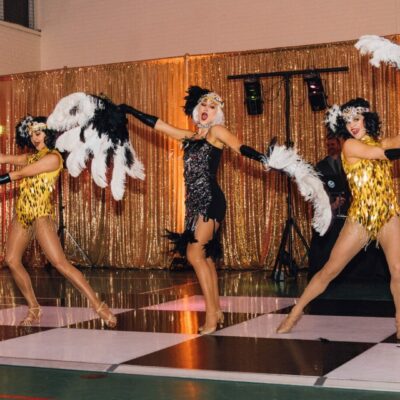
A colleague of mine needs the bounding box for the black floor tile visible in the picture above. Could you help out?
[124,336,374,376]
[70,309,259,333]
[307,299,395,317]
[0,325,52,341]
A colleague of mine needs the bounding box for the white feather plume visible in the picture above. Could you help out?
[64,126,98,177]
[55,126,81,152]
[90,136,112,188]
[324,104,341,133]
[124,141,145,180]
[355,35,400,69]
[47,92,97,131]
[111,145,128,201]
[265,145,332,235]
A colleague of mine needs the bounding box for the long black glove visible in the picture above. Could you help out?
[119,104,158,128]
[239,137,277,163]
[239,145,266,162]
[0,173,11,185]
[384,148,400,160]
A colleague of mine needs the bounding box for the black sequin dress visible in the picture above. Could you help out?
[166,138,226,260]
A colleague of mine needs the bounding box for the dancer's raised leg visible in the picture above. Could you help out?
[277,221,368,333]
[5,219,40,325]
[33,217,116,327]
[377,216,400,339]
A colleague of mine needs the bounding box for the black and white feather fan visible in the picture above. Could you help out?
[47,92,145,200]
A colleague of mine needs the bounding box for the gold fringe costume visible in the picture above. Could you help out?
[342,135,400,240]
[15,147,63,228]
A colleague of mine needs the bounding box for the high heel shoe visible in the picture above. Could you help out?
[276,311,303,334]
[96,302,117,328]
[396,319,400,340]
[198,310,224,333]
[199,310,224,335]
[20,306,42,326]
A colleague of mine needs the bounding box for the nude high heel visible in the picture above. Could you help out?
[199,310,224,335]
[20,306,42,326]
[96,302,117,328]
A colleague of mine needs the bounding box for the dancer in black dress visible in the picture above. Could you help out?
[128,87,268,334]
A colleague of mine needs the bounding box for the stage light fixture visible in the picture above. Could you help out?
[244,78,263,115]
[304,72,327,111]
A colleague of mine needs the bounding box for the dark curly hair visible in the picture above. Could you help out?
[15,115,58,150]
[327,98,381,140]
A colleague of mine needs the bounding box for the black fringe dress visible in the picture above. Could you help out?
[166,138,226,260]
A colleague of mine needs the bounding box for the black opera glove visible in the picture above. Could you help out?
[239,145,267,163]
[384,148,400,160]
[125,105,158,128]
[0,173,11,185]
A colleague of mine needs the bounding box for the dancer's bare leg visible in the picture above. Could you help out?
[33,217,116,326]
[377,216,400,338]
[206,256,221,313]
[277,220,368,333]
[187,216,221,332]
[5,219,40,324]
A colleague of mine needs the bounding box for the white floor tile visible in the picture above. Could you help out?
[142,295,296,314]
[215,314,396,343]
[0,356,113,372]
[0,328,197,365]
[326,343,400,383]
[0,306,131,327]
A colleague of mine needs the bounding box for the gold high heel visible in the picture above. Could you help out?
[20,306,42,326]
[276,311,303,334]
[96,302,117,328]
[199,310,224,335]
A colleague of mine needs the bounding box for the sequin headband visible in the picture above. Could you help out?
[341,106,369,122]
[198,92,224,108]
[28,122,47,134]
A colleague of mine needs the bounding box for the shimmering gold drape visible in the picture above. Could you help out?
[0,36,399,269]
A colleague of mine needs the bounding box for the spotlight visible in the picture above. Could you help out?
[244,78,263,115]
[304,72,327,111]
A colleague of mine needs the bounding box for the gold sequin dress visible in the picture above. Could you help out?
[15,147,63,228]
[342,135,399,239]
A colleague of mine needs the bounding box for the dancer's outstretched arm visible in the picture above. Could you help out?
[210,125,267,163]
[0,153,28,166]
[0,154,60,183]
[125,105,193,140]
[343,137,400,162]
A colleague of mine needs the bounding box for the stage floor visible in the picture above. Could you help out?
[0,267,398,399]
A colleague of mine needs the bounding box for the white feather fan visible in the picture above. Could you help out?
[265,145,332,235]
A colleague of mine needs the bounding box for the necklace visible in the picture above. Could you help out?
[196,122,212,129]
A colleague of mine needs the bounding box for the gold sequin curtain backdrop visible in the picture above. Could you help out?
[1,36,400,269]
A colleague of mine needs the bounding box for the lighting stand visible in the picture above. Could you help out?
[228,67,348,281]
